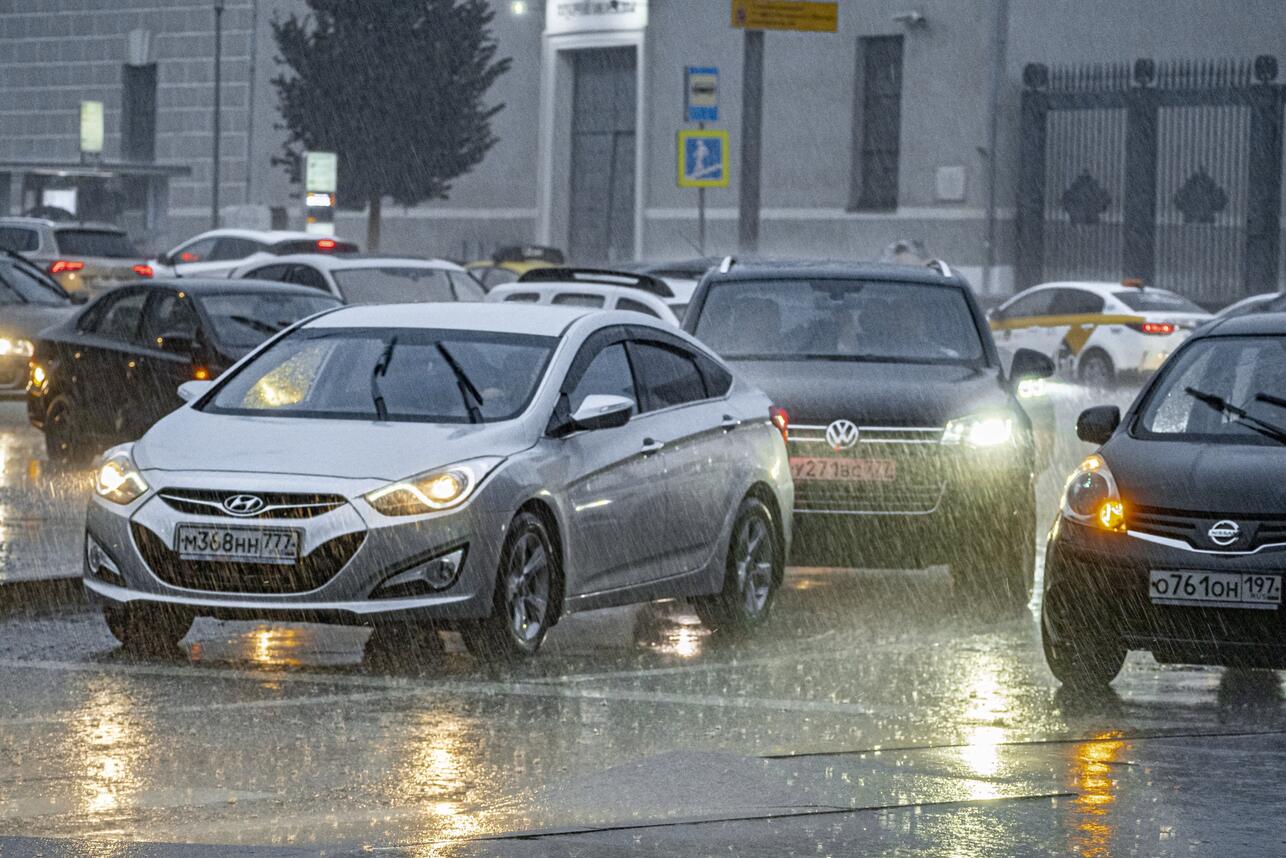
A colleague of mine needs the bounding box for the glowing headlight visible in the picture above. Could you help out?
[1016,377,1046,399]
[942,414,1016,448]
[365,457,503,516]
[0,337,34,358]
[95,447,149,505]
[1061,454,1126,532]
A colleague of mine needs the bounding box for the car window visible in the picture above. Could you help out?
[92,290,148,342]
[53,229,138,258]
[1049,288,1104,315]
[0,227,39,253]
[552,293,605,308]
[141,290,201,348]
[0,257,68,305]
[210,237,263,261]
[502,292,541,303]
[695,353,733,397]
[1000,289,1056,319]
[288,265,330,292]
[333,268,455,303]
[243,264,291,282]
[449,271,486,301]
[481,267,519,288]
[174,237,218,264]
[630,341,707,410]
[1114,289,1206,314]
[197,293,339,349]
[568,342,637,416]
[617,297,661,318]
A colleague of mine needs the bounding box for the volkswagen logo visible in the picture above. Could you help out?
[1208,519,1241,547]
[826,419,861,451]
[222,494,266,517]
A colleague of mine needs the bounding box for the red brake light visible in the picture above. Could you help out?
[769,406,789,444]
[179,251,200,263]
[1129,321,1175,335]
[316,238,337,250]
[48,260,85,275]
[132,263,154,278]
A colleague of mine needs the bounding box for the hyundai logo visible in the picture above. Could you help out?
[1208,519,1241,547]
[826,419,861,451]
[222,494,266,516]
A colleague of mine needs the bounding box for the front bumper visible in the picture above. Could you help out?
[84,471,510,625]
[1046,519,1286,666]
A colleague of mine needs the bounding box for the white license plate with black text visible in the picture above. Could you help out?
[1148,570,1281,610]
[175,524,300,564]
[789,456,897,482]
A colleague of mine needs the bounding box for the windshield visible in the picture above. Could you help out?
[693,278,986,365]
[198,293,338,349]
[205,327,555,422]
[1137,336,1286,443]
[1114,290,1206,313]
[333,267,457,303]
[0,257,69,305]
[53,229,139,258]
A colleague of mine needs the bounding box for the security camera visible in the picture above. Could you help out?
[892,10,927,27]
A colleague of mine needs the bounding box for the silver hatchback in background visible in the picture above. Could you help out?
[84,303,793,659]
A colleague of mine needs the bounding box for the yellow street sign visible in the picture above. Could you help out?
[731,0,838,32]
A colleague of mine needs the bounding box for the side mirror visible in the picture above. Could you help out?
[177,379,213,403]
[1076,405,1121,446]
[570,394,634,431]
[1009,347,1054,384]
[157,250,176,267]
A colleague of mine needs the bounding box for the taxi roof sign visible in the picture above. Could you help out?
[731,0,838,33]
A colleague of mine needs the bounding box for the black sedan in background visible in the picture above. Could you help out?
[28,279,339,465]
[1044,312,1286,687]
[0,251,81,398]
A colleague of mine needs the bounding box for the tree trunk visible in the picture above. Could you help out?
[366,194,382,252]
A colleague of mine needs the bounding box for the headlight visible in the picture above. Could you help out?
[0,337,34,358]
[1061,454,1126,532]
[365,457,503,516]
[942,413,1016,448]
[95,447,149,505]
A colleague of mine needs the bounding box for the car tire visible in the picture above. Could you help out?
[693,497,781,636]
[460,511,558,661]
[1078,350,1115,390]
[45,396,94,468]
[103,603,193,653]
[1041,584,1126,688]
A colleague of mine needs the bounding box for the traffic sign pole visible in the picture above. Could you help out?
[738,29,764,253]
[698,121,707,254]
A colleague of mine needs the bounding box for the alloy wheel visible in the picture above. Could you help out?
[505,530,551,643]
[734,515,774,617]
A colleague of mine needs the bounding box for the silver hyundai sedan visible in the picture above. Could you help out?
[84,303,793,659]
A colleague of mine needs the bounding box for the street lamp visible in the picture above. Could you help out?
[211,0,225,229]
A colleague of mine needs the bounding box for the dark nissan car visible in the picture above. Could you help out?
[28,278,339,465]
[684,260,1053,611]
[1043,313,1286,687]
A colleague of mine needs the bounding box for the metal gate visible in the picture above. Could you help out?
[568,47,637,265]
[1017,56,1285,305]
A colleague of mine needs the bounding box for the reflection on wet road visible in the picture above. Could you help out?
[1,390,1284,855]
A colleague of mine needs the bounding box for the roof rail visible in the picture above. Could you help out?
[517,267,674,298]
[925,258,953,279]
[718,255,735,273]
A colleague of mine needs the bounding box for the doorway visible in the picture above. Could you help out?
[568,47,637,264]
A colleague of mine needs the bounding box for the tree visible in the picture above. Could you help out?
[271,0,511,250]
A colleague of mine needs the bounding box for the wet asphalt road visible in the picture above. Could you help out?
[1,390,1285,856]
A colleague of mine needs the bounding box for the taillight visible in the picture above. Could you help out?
[316,238,337,250]
[132,263,154,278]
[769,406,789,444]
[1127,321,1175,335]
[48,260,85,275]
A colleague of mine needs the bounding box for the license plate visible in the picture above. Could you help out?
[789,456,897,482]
[175,524,300,564]
[1148,570,1282,610]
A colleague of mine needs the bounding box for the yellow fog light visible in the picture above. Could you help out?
[30,364,47,386]
[1098,500,1126,532]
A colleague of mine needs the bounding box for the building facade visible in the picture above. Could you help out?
[1,0,1283,297]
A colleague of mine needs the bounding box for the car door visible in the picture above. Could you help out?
[625,334,730,578]
[134,287,203,430]
[74,288,149,439]
[1049,287,1106,363]
[993,288,1060,363]
[557,328,670,596]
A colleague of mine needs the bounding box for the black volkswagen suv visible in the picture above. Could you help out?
[1043,312,1286,686]
[684,259,1053,611]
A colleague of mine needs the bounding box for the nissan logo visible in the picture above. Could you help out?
[1208,519,1241,547]
[826,419,861,451]
[222,494,266,516]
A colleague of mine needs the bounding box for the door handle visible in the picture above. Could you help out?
[640,438,665,455]
[720,415,741,431]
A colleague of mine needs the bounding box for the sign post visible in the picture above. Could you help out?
[678,129,730,255]
[684,67,720,253]
[304,151,339,236]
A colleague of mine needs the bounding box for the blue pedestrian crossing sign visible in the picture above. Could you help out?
[677,129,730,188]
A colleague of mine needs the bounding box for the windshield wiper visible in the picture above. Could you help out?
[436,342,485,424]
[370,337,398,421]
[1255,392,1286,411]
[228,315,281,335]
[1184,386,1286,446]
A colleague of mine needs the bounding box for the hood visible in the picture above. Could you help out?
[134,407,535,481]
[0,304,77,339]
[1104,436,1286,514]
[729,359,1011,425]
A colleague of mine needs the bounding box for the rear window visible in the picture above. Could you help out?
[198,292,339,349]
[333,267,455,304]
[54,229,139,258]
[1114,290,1205,314]
[552,293,605,308]
[0,226,39,252]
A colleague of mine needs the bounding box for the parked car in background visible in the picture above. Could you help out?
[519,268,689,321]
[1044,312,1286,687]
[0,251,82,399]
[0,217,153,295]
[489,277,680,325]
[28,279,339,465]
[152,229,360,278]
[618,257,718,320]
[465,244,565,290]
[233,254,484,304]
[989,280,1211,387]
[684,258,1053,613]
[81,303,793,657]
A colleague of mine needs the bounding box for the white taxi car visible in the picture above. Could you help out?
[989,280,1211,386]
